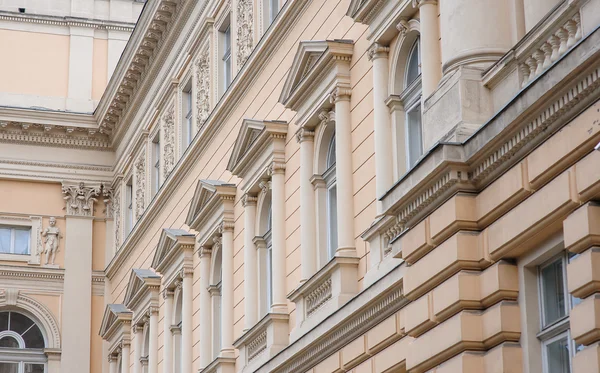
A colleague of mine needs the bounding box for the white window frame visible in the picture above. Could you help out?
[537,252,580,373]
[324,135,337,260]
[125,178,134,236]
[0,312,47,373]
[402,38,423,170]
[151,133,161,197]
[0,216,42,264]
[181,79,193,149]
[0,226,30,256]
[219,22,232,95]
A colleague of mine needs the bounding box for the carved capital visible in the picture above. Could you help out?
[295,128,315,143]
[162,288,175,299]
[258,180,271,194]
[108,354,118,363]
[219,221,235,233]
[180,265,194,278]
[396,19,410,36]
[268,162,286,176]
[412,0,437,7]
[174,279,182,291]
[147,306,160,316]
[241,194,258,207]
[329,87,352,104]
[367,43,390,61]
[198,245,212,258]
[61,182,101,217]
[212,236,222,251]
[318,109,335,125]
[102,186,114,218]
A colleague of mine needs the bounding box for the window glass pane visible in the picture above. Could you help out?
[0,362,19,373]
[22,323,44,349]
[327,185,338,258]
[541,258,566,327]
[0,312,8,331]
[10,312,34,335]
[0,336,19,348]
[14,229,30,255]
[406,39,420,85]
[0,228,10,253]
[24,364,44,373]
[267,244,273,309]
[326,135,336,169]
[407,105,423,168]
[545,336,570,373]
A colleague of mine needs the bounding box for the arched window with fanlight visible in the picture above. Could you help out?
[404,38,423,168]
[256,192,273,317]
[0,311,46,373]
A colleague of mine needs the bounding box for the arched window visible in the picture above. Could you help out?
[324,135,337,259]
[0,311,46,373]
[142,324,150,373]
[404,38,423,168]
[173,291,183,373]
[209,246,222,360]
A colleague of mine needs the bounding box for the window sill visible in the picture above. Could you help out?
[233,312,289,371]
[288,255,359,342]
[0,253,35,264]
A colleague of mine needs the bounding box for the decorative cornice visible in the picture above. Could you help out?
[0,121,110,150]
[0,10,136,31]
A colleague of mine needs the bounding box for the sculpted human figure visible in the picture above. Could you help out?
[41,217,61,266]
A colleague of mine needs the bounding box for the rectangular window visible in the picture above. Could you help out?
[125,179,133,235]
[406,103,423,168]
[182,81,193,148]
[538,252,582,373]
[0,226,30,255]
[222,24,232,92]
[152,135,160,197]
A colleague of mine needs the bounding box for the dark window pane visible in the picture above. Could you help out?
[546,336,570,373]
[0,362,18,373]
[0,312,8,331]
[10,312,34,335]
[25,364,45,373]
[541,258,566,327]
[22,323,44,348]
[0,336,19,348]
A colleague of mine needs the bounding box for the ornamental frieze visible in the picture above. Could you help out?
[195,46,211,131]
[162,104,176,177]
[236,0,254,68]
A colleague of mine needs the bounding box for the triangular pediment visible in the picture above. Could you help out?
[186,180,237,230]
[226,119,288,178]
[279,40,354,110]
[123,268,161,310]
[151,228,195,273]
[100,304,132,340]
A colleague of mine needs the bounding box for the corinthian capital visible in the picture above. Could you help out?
[61,182,102,217]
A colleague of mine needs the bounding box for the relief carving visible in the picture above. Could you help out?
[162,104,176,177]
[61,182,101,217]
[195,47,210,131]
[236,0,254,68]
[135,149,146,220]
[113,187,121,249]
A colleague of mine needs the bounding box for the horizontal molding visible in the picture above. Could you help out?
[0,10,136,31]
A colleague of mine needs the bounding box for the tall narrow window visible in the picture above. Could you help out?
[125,179,133,235]
[403,38,423,168]
[221,24,232,93]
[152,135,160,197]
[324,135,337,259]
[265,206,273,312]
[538,252,582,373]
[182,81,193,148]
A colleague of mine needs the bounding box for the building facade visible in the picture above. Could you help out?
[1,0,600,373]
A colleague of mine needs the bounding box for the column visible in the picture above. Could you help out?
[220,223,235,355]
[368,43,393,214]
[133,324,143,373]
[270,163,287,311]
[121,342,131,373]
[66,26,94,112]
[162,290,174,373]
[181,267,193,373]
[242,194,258,329]
[330,88,356,255]
[198,248,212,367]
[148,308,159,373]
[109,355,118,373]
[60,182,100,373]
[297,128,317,281]
[416,0,442,98]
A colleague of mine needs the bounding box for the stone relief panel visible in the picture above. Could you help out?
[112,187,121,249]
[162,103,176,177]
[135,149,146,220]
[195,46,211,131]
[236,0,254,69]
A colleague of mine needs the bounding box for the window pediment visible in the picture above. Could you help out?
[100,304,132,344]
[279,40,354,114]
[227,119,288,182]
[123,268,161,316]
[185,180,237,236]
[151,228,195,275]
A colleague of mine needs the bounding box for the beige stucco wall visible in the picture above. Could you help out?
[92,38,109,101]
[0,29,70,98]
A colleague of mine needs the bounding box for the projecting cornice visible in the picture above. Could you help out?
[99,304,132,343]
[185,180,236,233]
[0,10,136,31]
[123,268,161,320]
[151,228,195,274]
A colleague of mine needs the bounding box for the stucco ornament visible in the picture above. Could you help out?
[41,217,61,266]
[135,149,146,220]
[236,0,254,68]
[113,188,121,249]
[61,182,101,216]
[195,47,210,131]
[162,104,176,177]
